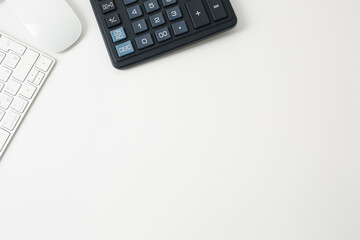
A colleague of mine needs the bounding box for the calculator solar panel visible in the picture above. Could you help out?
[90,0,237,69]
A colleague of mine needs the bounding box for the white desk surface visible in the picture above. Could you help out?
[0,0,359,239]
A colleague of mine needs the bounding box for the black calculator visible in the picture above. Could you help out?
[90,0,237,69]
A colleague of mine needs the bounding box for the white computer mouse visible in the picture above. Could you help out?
[6,0,82,52]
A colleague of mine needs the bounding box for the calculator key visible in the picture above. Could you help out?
[161,0,177,7]
[172,20,188,36]
[149,13,166,28]
[127,5,143,20]
[105,12,121,28]
[100,0,116,14]
[123,0,138,5]
[144,0,160,13]
[166,6,182,21]
[155,27,172,42]
[186,0,210,28]
[115,41,135,57]
[132,19,148,34]
[135,33,154,50]
[110,27,127,43]
[206,0,227,21]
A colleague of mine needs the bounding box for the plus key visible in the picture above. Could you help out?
[186,0,210,29]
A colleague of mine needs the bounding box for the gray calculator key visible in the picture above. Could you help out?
[161,0,177,7]
[123,0,138,5]
[172,20,188,36]
[100,0,116,14]
[135,33,154,49]
[166,6,182,21]
[132,19,148,34]
[155,27,172,42]
[149,12,166,27]
[144,0,160,13]
[127,5,143,20]
[105,12,121,28]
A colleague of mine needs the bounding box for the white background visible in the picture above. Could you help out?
[0,0,360,239]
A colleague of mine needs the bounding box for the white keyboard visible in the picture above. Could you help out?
[0,32,55,158]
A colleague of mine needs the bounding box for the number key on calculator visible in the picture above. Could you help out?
[90,0,237,69]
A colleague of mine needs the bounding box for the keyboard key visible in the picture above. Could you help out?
[166,6,182,21]
[3,53,20,69]
[144,0,160,13]
[0,83,4,91]
[0,52,5,63]
[11,97,28,113]
[110,27,127,43]
[12,49,39,82]
[100,0,116,14]
[4,80,21,96]
[127,5,143,20]
[155,27,172,42]
[0,128,10,152]
[0,93,13,109]
[26,69,39,83]
[132,19,148,34]
[115,41,135,57]
[123,0,138,5]
[172,21,189,36]
[186,0,210,28]
[0,66,12,82]
[135,33,154,49]
[0,110,5,121]
[1,111,20,131]
[161,0,177,7]
[105,12,121,28]
[34,72,45,85]
[19,83,37,99]
[0,35,26,55]
[35,56,53,72]
[149,12,166,27]
[206,0,227,21]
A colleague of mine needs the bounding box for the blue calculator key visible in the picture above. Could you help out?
[149,12,166,27]
[172,20,188,36]
[166,6,182,21]
[127,5,143,20]
[115,41,135,57]
[135,33,154,49]
[161,0,176,7]
[110,27,127,42]
[155,27,171,42]
[144,0,160,13]
[123,0,138,6]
